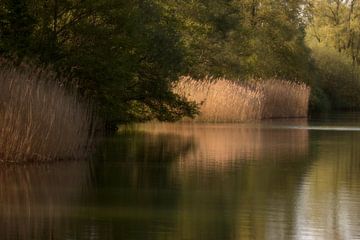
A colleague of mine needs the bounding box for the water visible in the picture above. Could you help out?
[2,113,360,239]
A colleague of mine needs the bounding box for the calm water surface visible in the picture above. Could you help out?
[2,113,360,239]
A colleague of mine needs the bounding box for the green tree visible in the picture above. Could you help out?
[306,0,360,110]
[307,0,360,64]
[0,0,197,129]
[166,0,313,81]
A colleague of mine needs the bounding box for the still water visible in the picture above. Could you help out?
[2,113,360,240]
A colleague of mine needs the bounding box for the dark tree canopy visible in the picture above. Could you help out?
[1,0,359,126]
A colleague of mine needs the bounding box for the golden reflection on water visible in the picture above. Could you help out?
[128,122,360,240]
[132,122,309,169]
[2,121,360,240]
[0,161,93,240]
[129,122,311,240]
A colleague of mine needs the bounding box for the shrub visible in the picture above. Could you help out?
[0,60,96,162]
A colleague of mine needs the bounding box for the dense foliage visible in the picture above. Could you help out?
[165,0,313,81]
[1,0,360,127]
[306,0,360,110]
[0,0,198,128]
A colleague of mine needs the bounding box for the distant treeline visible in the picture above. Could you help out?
[1,0,360,128]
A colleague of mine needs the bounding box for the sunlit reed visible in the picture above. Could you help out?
[173,76,310,122]
[0,61,96,162]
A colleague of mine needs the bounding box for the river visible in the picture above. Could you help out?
[1,113,360,239]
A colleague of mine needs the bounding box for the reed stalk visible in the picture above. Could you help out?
[0,60,96,162]
[173,76,310,122]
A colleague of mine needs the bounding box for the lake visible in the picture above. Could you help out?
[2,113,360,239]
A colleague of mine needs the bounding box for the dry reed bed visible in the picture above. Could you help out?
[0,61,95,162]
[173,76,310,122]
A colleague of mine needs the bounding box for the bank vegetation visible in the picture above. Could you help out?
[0,61,96,162]
[173,77,310,122]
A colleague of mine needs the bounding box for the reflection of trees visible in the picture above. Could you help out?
[19,123,358,240]
[90,124,360,239]
[295,131,360,240]
[0,161,93,240]
[98,132,194,187]
[129,123,313,240]
[91,132,194,240]
[0,122,316,240]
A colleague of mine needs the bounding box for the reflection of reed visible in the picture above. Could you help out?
[127,122,311,240]
[133,122,309,169]
[0,161,92,240]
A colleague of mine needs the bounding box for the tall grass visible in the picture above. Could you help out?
[0,60,96,162]
[173,76,310,122]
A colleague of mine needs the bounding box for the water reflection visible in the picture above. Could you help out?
[0,161,93,240]
[118,122,312,239]
[89,132,194,240]
[121,122,360,239]
[295,131,360,239]
[98,131,193,187]
[133,122,309,169]
[2,119,360,240]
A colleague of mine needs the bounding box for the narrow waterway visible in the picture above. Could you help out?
[1,113,360,239]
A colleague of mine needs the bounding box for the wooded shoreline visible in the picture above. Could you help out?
[1,1,360,128]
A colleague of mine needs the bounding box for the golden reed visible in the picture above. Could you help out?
[0,60,96,162]
[173,76,310,122]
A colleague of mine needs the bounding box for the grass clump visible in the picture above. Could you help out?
[0,60,96,162]
[173,76,310,122]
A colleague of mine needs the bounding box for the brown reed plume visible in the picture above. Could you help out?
[0,60,96,162]
[173,76,310,122]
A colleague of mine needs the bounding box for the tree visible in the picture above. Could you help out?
[306,0,360,110]
[165,0,313,81]
[0,0,35,56]
[0,0,197,128]
[307,0,360,64]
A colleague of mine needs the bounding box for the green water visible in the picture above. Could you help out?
[2,113,360,239]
